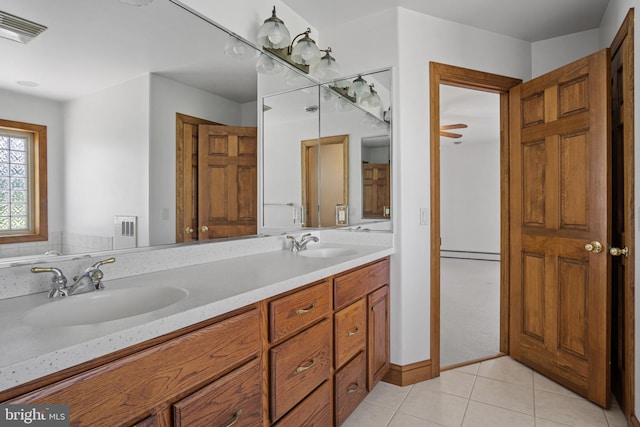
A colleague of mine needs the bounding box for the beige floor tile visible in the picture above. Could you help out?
[413,369,476,399]
[461,400,534,427]
[604,405,629,427]
[398,388,468,427]
[533,372,580,399]
[342,400,397,427]
[476,357,533,387]
[388,413,447,427]
[470,376,534,415]
[534,418,573,427]
[364,381,413,410]
[451,362,480,376]
[534,390,608,427]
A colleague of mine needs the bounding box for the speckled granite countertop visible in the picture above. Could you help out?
[0,243,393,392]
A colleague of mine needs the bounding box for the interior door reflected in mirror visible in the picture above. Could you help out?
[361,135,390,219]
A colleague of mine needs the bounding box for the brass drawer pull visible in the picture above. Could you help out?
[346,325,360,337]
[295,358,316,373]
[296,302,316,315]
[346,381,359,394]
[223,409,243,427]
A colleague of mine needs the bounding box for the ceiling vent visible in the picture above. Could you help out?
[0,10,47,44]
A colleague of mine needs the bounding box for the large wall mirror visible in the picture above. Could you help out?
[261,69,392,231]
[0,0,277,262]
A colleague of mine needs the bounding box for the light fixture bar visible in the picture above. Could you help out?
[0,10,47,44]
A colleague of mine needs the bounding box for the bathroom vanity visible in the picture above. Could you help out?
[0,241,391,427]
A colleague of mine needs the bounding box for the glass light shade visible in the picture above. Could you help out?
[313,49,340,80]
[224,35,254,59]
[334,98,354,112]
[347,76,369,98]
[360,85,381,108]
[257,7,291,49]
[290,35,321,65]
[255,54,283,74]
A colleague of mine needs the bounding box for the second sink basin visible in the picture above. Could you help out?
[297,247,358,258]
[23,286,189,328]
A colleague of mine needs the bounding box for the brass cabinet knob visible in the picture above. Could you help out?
[609,246,629,257]
[585,241,603,253]
[184,227,193,234]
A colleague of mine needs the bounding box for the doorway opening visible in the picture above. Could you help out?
[439,86,502,368]
[430,63,521,377]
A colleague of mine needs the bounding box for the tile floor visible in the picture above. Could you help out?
[343,356,627,427]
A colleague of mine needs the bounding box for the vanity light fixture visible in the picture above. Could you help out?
[257,6,291,49]
[255,53,284,74]
[0,10,47,44]
[360,84,381,108]
[347,75,370,99]
[290,28,321,66]
[313,47,340,80]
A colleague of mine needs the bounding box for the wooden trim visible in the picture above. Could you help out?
[382,360,432,386]
[429,63,521,377]
[611,8,635,423]
[0,119,47,244]
[441,353,505,372]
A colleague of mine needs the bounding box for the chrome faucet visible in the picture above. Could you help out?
[31,257,116,298]
[68,257,116,295]
[286,233,319,252]
[31,266,68,298]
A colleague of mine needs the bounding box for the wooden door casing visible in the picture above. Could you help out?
[509,49,611,406]
[198,125,257,240]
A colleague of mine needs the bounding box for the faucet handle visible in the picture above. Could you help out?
[89,257,116,270]
[31,266,68,298]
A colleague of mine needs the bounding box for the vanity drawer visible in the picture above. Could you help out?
[270,280,331,342]
[334,299,367,369]
[334,258,389,310]
[335,351,368,426]
[173,358,262,427]
[274,381,332,427]
[271,318,332,422]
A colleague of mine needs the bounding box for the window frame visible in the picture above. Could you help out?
[0,119,47,244]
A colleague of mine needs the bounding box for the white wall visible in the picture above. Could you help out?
[64,75,150,247]
[0,89,64,255]
[148,74,246,246]
[531,29,600,77]
[440,141,500,254]
[598,0,639,416]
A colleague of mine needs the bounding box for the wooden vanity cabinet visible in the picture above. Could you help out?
[7,308,262,427]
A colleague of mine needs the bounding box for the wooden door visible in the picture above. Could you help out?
[198,125,257,240]
[509,49,611,406]
[362,163,390,218]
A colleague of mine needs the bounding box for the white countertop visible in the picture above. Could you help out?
[0,243,393,393]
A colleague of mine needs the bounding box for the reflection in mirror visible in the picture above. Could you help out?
[261,69,391,232]
[0,0,261,262]
[361,135,391,219]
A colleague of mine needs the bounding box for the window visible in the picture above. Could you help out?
[0,119,47,243]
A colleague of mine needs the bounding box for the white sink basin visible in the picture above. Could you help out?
[23,286,189,328]
[297,247,358,258]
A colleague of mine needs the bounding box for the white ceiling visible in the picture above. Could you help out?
[282,0,610,42]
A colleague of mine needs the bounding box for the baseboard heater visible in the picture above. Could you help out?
[440,250,500,262]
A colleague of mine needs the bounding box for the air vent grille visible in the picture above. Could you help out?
[0,10,47,43]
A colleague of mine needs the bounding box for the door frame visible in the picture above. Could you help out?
[610,8,635,421]
[429,63,521,376]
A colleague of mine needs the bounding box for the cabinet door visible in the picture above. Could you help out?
[334,298,367,369]
[368,285,390,390]
[173,358,262,427]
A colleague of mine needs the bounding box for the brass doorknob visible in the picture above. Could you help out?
[201,225,209,233]
[184,227,193,234]
[585,241,603,253]
[609,246,629,257]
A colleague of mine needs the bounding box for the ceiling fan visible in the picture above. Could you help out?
[440,123,468,139]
